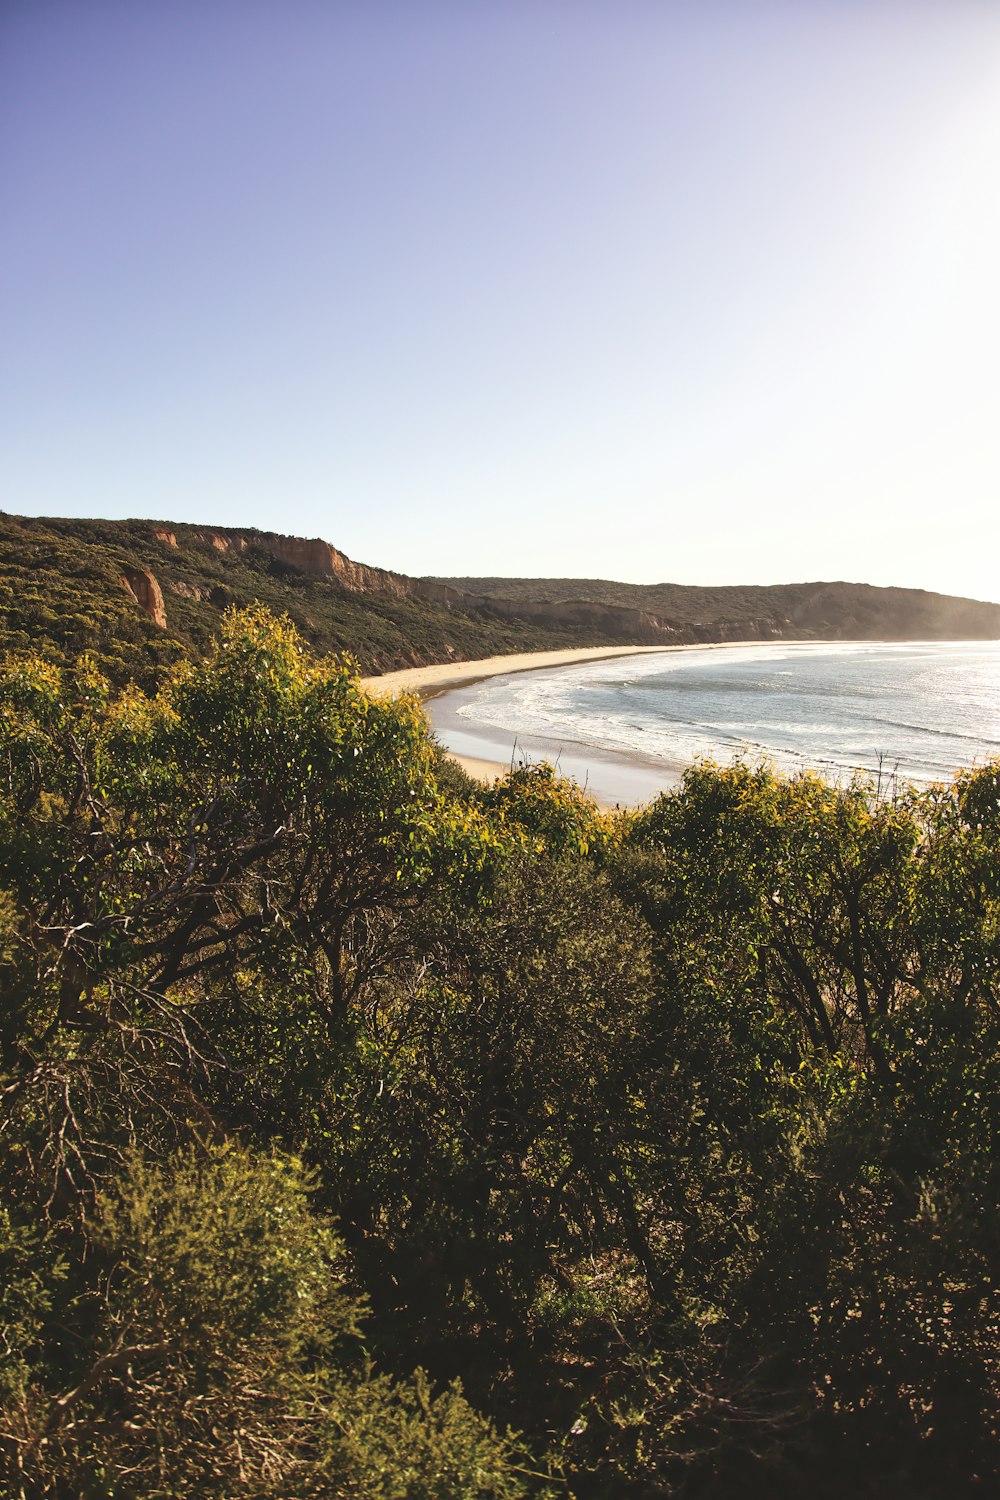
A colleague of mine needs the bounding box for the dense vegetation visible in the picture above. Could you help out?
[2,605,999,1496]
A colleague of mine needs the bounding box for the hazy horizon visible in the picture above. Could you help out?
[3,2,999,600]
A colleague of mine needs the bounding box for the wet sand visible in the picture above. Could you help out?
[424,680,686,806]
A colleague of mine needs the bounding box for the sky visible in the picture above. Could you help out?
[3,1,1000,600]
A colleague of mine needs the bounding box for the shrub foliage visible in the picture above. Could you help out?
[2,609,999,1496]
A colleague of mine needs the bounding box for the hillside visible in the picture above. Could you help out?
[0,513,604,688]
[427,574,1000,640]
[2,512,999,690]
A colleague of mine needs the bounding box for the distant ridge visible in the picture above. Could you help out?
[1,511,998,689]
[426,574,1000,643]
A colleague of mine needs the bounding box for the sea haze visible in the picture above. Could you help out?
[426,641,1000,803]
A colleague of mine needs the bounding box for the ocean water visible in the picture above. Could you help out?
[428,641,1000,796]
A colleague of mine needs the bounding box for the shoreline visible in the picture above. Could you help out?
[360,636,869,703]
[426,682,688,807]
[361,640,748,805]
[361,642,681,701]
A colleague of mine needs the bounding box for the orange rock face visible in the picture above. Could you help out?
[203,532,247,554]
[152,529,177,547]
[255,532,410,596]
[121,568,167,629]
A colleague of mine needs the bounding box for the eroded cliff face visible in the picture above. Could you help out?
[169,579,231,607]
[254,532,411,596]
[197,531,247,555]
[170,527,408,596]
[121,568,167,629]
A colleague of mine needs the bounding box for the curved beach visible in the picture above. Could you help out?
[361,643,674,700]
[362,643,699,805]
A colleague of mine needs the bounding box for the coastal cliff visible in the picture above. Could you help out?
[2,511,999,688]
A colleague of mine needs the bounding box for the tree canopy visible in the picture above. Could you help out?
[2,608,999,1497]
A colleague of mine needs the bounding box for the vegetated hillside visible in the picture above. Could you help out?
[428,574,1000,640]
[0,512,607,688]
[4,512,998,693]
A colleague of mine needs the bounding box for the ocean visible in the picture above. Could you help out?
[425,641,1000,805]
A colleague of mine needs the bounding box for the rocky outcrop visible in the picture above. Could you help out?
[169,580,230,607]
[207,532,246,554]
[152,529,177,547]
[221,530,682,634]
[121,568,167,629]
[176,526,412,596]
[176,531,248,555]
[252,531,411,596]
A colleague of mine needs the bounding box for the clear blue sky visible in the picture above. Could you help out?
[3,1,1000,599]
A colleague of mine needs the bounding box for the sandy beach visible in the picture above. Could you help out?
[361,643,693,802]
[361,643,674,701]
